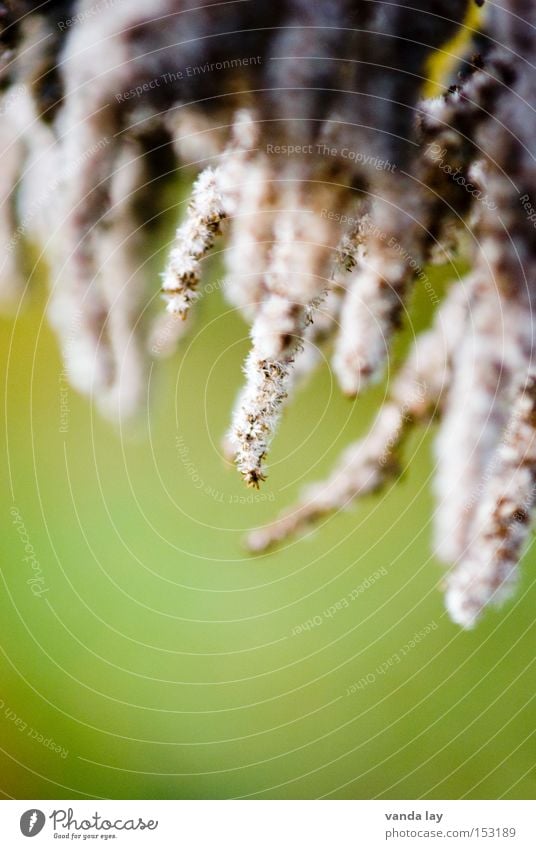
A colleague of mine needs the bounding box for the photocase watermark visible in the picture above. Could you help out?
[0,699,68,759]
[175,434,275,504]
[291,567,388,636]
[267,142,397,172]
[116,56,263,103]
[59,311,82,433]
[20,809,46,837]
[10,506,49,598]
[345,621,438,695]
[25,807,159,837]
[426,143,497,211]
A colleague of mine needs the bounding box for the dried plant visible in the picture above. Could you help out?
[2,0,536,627]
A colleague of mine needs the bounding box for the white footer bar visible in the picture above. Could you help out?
[1,800,534,848]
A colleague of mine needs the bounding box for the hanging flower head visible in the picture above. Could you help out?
[1,0,535,627]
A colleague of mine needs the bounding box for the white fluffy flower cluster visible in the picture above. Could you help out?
[2,0,536,627]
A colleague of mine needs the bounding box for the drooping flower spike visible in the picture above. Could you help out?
[2,0,535,627]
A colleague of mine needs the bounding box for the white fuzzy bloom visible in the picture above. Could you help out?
[333,261,403,395]
[0,89,28,309]
[247,280,468,551]
[5,1,536,630]
[223,154,275,320]
[92,150,148,421]
[293,286,344,383]
[163,110,264,321]
[446,373,536,628]
[162,167,227,318]
[229,296,324,486]
[224,288,341,466]
[225,226,349,469]
[249,178,341,360]
[392,279,468,412]
[433,270,533,564]
[48,2,150,398]
[166,107,228,167]
[228,176,341,484]
[332,184,423,396]
[0,85,63,309]
[229,353,292,487]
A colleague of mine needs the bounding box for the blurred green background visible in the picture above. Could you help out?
[1,241,535,800]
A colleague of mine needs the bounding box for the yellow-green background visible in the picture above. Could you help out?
[1,240,535,799]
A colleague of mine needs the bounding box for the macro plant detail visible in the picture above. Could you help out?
[1,0,535,629]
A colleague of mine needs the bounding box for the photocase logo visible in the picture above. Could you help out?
[20,810,46,837]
